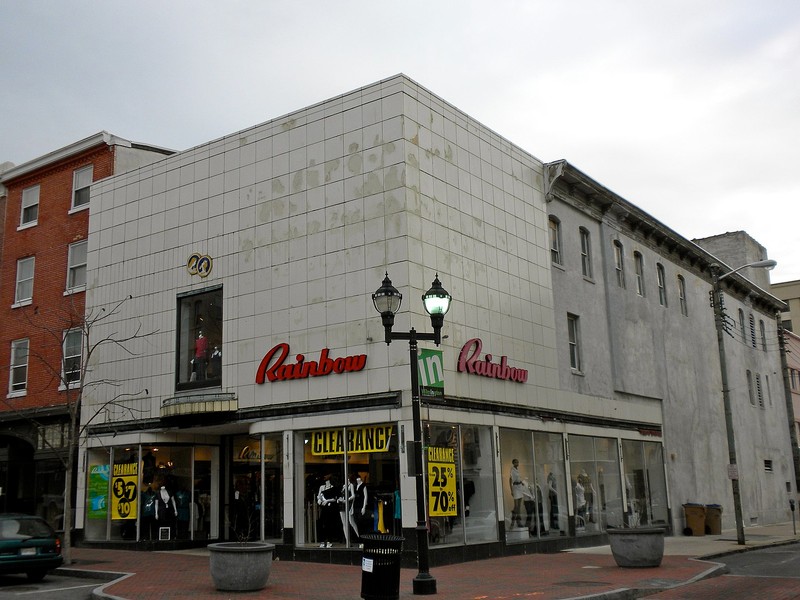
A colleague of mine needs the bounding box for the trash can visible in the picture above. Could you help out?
[705,504,723,535]
[360,533,404,600]
[682,503,707,536]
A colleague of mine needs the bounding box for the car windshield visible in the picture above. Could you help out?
[0,518,54,540]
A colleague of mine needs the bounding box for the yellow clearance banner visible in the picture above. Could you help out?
[427,446,457,517]
[111,462,138,520]
[311,425,393,456]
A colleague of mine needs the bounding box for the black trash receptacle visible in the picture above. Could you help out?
[360,533,404,600]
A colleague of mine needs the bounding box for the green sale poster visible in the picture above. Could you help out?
[88,464,109,520]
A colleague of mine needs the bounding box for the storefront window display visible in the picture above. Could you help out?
[300,424,398,548]
[621,440,668,527]
[229,435,282,541]
[499,429,567,542]
[176,286,223,391]
[85,444,219,542]
[568,435,623,534]
[425,423,497,547]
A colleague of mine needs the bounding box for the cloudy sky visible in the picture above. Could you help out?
[2,1,798,282]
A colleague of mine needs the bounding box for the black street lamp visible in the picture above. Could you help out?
[373,273,452,595]
[709,258,776,546]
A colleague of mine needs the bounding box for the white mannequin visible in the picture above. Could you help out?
[339,480,357,539]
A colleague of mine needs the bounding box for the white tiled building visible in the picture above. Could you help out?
[77,75,792,562]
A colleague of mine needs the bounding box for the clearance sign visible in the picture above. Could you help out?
[427,446,457,517]
[311,425,393,456]
[111,462,138,520]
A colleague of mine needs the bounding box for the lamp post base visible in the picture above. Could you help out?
[413,572,437,595]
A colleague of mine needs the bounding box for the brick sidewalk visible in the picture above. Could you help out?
[68,547,720,600]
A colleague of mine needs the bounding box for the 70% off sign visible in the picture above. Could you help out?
[427,446,457,516]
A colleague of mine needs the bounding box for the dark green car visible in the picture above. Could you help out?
[0,514,63,581]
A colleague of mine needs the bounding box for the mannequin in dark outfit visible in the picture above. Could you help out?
[353,475,370,535]
[317,475,339,547]
[154,486,177,539]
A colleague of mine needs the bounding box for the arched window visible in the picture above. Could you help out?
[656,263,667,306]
[579,227,592,278]
[548,217,562,265]
[677,275,688,316]
[613,240,625,288]
[634,252,645,296]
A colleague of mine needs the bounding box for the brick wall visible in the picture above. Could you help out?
[0,145,113,412]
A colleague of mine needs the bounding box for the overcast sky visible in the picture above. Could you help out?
[2,1,798,282]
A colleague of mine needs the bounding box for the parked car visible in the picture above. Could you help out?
[0,514,63,581]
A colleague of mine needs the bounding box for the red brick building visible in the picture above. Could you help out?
[0,133,173,526]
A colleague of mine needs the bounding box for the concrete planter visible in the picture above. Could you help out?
[607,527,665,568]
[208,542,275,591]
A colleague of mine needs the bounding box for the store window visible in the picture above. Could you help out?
[176,286,223,390]
[85,444,219,542]
[568,435,623,534]
[500,429,566,542]
[620,440,668,527]
[300,424,398,548]
[424,423,497,547]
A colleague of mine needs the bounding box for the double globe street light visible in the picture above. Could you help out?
[373,273,452,595]
[710,259,777,546]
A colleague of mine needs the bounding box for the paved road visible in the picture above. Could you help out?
[649,542,800,599]
[0,572,98,599]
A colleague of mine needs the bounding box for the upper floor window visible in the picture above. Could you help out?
[738,309,747,343]
[656,263,667,306]
[72,165,93,209]
[549,217,562,265]
[756,373,764,407]
[613,240,625,288]
[177,286,223,391]
[20,185,39,227]
[759,320,767,351]
[749,313,756,348]
[579,227,592,278]
[677,275,688,316]
[63,329,83,385]
[634,252,646,296]
[9,339,29,395]
[67,240,88,292]
[15,257,35,306]
[567,313,582,372]
[746,370,755,405]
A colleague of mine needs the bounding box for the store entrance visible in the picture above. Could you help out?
[229,434,283,541]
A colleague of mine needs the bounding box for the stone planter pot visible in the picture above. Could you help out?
[208,541,275,591]
[607,527,665,568]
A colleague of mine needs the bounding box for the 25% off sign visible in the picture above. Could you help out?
[427,446,457,516]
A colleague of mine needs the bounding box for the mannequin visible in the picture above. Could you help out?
[194,331,208,380]
[317,475,338,547]
[574,473,587,527]
[509,458,524,528]
[353,475,370,535]
[338,476,358,541]
[547,471,559,530]
[141,486,156,540]
[154,486,177,539]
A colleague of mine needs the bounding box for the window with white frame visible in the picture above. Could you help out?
[579,227,592,278]
[20,185,39,227]
[656,263,667,306]
[678,275,688,316]
[66,240,88,291]
[634,252,645,296]
[72,165,93,209]
[15,257,35,305]
[549,217,562,265]
[9,339,29,394]
[63,329,82,385]
[567,313,582,372]
[613,240,625,288]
